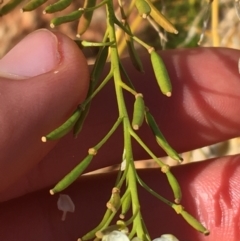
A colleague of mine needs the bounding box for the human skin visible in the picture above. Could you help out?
[0,29,240,241]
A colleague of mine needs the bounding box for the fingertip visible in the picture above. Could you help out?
[175,156,240,240]
[0,29,90,192]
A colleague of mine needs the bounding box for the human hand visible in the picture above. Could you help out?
[0,29,240,241]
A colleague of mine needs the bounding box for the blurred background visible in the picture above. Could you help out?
[1,0,240,170]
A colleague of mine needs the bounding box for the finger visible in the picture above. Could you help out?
[23,48,240,190]
[3,47,240,201]
[0,29,89,193]
[0,156,239,241]
[41,47,240,173]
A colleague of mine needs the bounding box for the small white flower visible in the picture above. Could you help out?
[102,231,130,241]
[152,234,179,241]
[57,194,75,221]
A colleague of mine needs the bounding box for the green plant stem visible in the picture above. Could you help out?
[132,35,152,51]
[102,208,120,229]
[115,160,129,188]
[90,29,109,85]
[120,81,137,95]
[106,2,126,117]
[79,69,113,109]
[81,209,112,240]
[93,117,123,151]
[119,62,135,90]
[141,218,151,241]
[80,0,108,12]
[129,129,166,168]
[129,221,137,239]
[124,205,140,226]
[136,173,174,207]
[114,17,152,50]
[126,153,144,239]
[106,1,145,239]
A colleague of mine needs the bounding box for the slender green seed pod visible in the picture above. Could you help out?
[91,45,109,85]
[145,111,182,162]
[150,50,172,97]
[180,210,210,235]
[73,104,90,138]
[81,210,112,240]
[120,191,131,219]
[156,135,182,161]
[41,109,81,142]
[21,0,47,12]
[132,94,145,130]
[166,171,182,204]
[135,0,151,19]
[50,9,83,28]
[106,187,121,213]
[43,0,72,14]
[73,46,108,138]
[0,0,23,16]
[125,31,144,73]
[146,0,178,34]
[50,155,93,194]
[123,22,144,73]
[77,0,97,37]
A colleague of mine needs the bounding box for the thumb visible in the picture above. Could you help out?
[0,29,89,193]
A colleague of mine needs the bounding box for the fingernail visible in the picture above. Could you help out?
[0,29,61,79]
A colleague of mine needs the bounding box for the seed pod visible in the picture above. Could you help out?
[73,46,108,138]
[106,187,121,213]
[73,104,90,138]
[119,191,131,219]
[180,210,210,235]
[91,45,109,85]
[22,0,47,11]
[43,0,72,14]
[50,155,93,194]
[135,0,151,19]
[145,111,182,162]
[81,210,112,241]
[150,50,172,97]
[146,0,178,34]
[0,0,23,16]
[125,25,144,73]
[50,9,83,28]
[165,171,182,204]
[41,109,81,142]
[132,93,145,130]
[156,134,182,161]
[77,0,97,37]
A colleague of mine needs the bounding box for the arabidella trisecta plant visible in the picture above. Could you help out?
[2,0,231,240]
